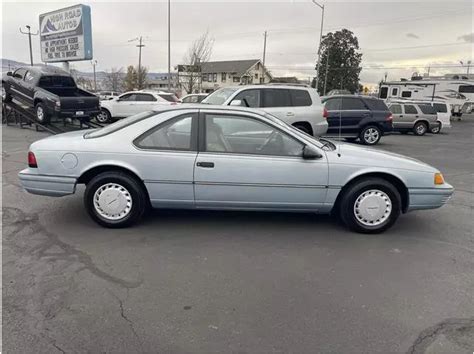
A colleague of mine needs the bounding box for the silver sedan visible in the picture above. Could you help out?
[18,105,454,233]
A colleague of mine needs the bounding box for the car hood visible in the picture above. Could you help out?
[333,142,436,173]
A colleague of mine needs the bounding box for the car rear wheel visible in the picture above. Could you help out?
[430,122,441,134]
[35,103,50,124]
[359,126,381,145]
[84,171,147,228]
[413,122,428,136]
[339,178,401,233]
[96,109,111,123]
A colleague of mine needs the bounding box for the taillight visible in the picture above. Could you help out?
[28,151,38,168]
[323,107,328,119]
[386,113,393,122]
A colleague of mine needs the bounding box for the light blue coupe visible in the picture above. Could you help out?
[19,106,453,233]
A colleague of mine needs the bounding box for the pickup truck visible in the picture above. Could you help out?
[2,66,100,124]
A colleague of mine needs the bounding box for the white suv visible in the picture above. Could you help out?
[201,84,328,136]
[97,91,178,123]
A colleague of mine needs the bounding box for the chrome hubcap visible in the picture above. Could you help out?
[354,189,392,227]
[364,128,379,144]
[37,106,44,121]
[93,183,132,221]
[416,124,426,134]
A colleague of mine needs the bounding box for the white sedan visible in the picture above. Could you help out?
[96,91,178,123]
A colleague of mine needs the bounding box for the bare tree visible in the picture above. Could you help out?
[180,31,214,94]
[104,67,124,92]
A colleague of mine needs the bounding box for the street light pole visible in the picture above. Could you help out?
[168,0,171,92]
[311,0,325,94]
[19,25,38,66]
[91,60,97,92]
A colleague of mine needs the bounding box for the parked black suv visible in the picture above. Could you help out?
[321,95,393,145]
[2,66,100,124]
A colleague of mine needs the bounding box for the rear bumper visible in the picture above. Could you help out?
[18,168,77,197]
[53,109,101,119]
[313,121,329,136]
[407,184,454,211]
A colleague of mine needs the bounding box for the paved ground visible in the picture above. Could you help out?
[2,116,473,353]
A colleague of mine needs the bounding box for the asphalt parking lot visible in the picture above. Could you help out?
[2,117,473,353]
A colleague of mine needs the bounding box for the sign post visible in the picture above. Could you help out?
[39,4,93,70]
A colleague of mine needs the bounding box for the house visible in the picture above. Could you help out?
[200,59,272,92]
[145,73,180,92]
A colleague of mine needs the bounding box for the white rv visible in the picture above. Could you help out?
[379,74,474,117]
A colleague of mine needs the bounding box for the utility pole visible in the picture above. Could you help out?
[262,30,267,84]
[129,36,146,89]
[19,25,38,66]
[168,0,171,91]
[460,60,471,75]
[311,1,325,94]
[323,48,330,96]
[91,60,97,92]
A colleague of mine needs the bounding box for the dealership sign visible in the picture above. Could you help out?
[39,4,93,62]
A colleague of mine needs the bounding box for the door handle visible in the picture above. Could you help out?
[415,115,419,118]
[286,112,295,116]
[196,161,214,168]
[399,115,403,118]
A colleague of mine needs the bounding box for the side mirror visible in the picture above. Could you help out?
[302,145,322,159]
[230,99,242,106]
[6,71,12,76]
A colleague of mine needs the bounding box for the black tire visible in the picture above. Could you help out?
[96,108,112,124]
[359,125,381,145]
[344,138,358,143]
[84,171,147,228]
[339,178,401,234]
[2,85,12,102]
[413,121,428,136]
[430,122,441,134]
[293,124,311,135]
[35,102,50,124]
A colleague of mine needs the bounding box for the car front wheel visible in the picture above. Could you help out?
[360,126,381,145]
[339,178,401,233]
[96,109,111,123]
[35,103,50,124]
[84,171,147,228]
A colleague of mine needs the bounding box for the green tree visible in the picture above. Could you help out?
[315,29,362,95]
[123,65,148,91]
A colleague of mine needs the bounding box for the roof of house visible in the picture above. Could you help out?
[201,59,262,76]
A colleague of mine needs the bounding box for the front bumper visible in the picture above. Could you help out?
[407,184,454,211]
[19,168,77,197]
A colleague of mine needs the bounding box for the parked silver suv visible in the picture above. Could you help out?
[388,102,440,136]
[201,84,328,136]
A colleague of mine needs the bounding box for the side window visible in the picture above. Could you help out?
[290,90,312,106]
[119,94,137,101]
[24,71,35,82]
[433,103,448,113]
[135,115,195,150]
[391,88,398,96]
[262,89,291,107]
[379,87,388,99]
[401,91,412,98]
[205,114,304,157]
[341,98,366,110]
[324,98,342,110]
[137,94,157,102]
[404,105,418,114]
[389,104,402,114]
[232,89,261,108]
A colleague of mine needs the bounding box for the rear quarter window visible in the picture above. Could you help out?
[290,90,312,106]
[364,99,389,111]
[418,104,436,115]
[433,103,448,113]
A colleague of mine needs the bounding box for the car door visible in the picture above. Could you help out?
[402,104,419,128]
[339,97,370,135]
[114,93,138,117]
[289,88,315,125]
[324,97,343,135]
[133,112,198,208]
[135,93,158,112]
[260,88,295,123]
[389,104,403,128]
[9,68,28,102]
[194,111,329,211]
[22,71,37,104]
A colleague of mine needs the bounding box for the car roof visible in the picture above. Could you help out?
[322,94,380,100]
[19,65,70,76]
[216,84,314,91]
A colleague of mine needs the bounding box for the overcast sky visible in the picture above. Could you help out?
[2,0,473,85]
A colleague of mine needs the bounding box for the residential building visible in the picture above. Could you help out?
[200,59,272,92]
[145,73,180,93]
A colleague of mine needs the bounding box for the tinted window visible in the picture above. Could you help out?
[119,94,138,101]
[389,104,402,114]
[379,87,388,99]
[290,90,312,106]
[364,99,389,111]
[202,88,238,105]
[459,85,474,93]
[262,89,291,107]
[38,76,75,88]
[137,94,157,102]
[418,104,436,115]
[232,89,261,108]
[324,98,342,110]
[401,91,412,98]
[433,103,448,113]
[341,98,366,110]
[404,105,418,114]
[13,68,27,79]
[205,114,303,156]
[135,115,194,150]
[158,94,178,102]
[182,95,198,103]
[391,88,398,96]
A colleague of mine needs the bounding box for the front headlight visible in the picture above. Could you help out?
[434,173,445,185]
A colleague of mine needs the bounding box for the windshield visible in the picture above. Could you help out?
[158,93,179,102]
[84,111,157,138]
[202,88,238,105]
